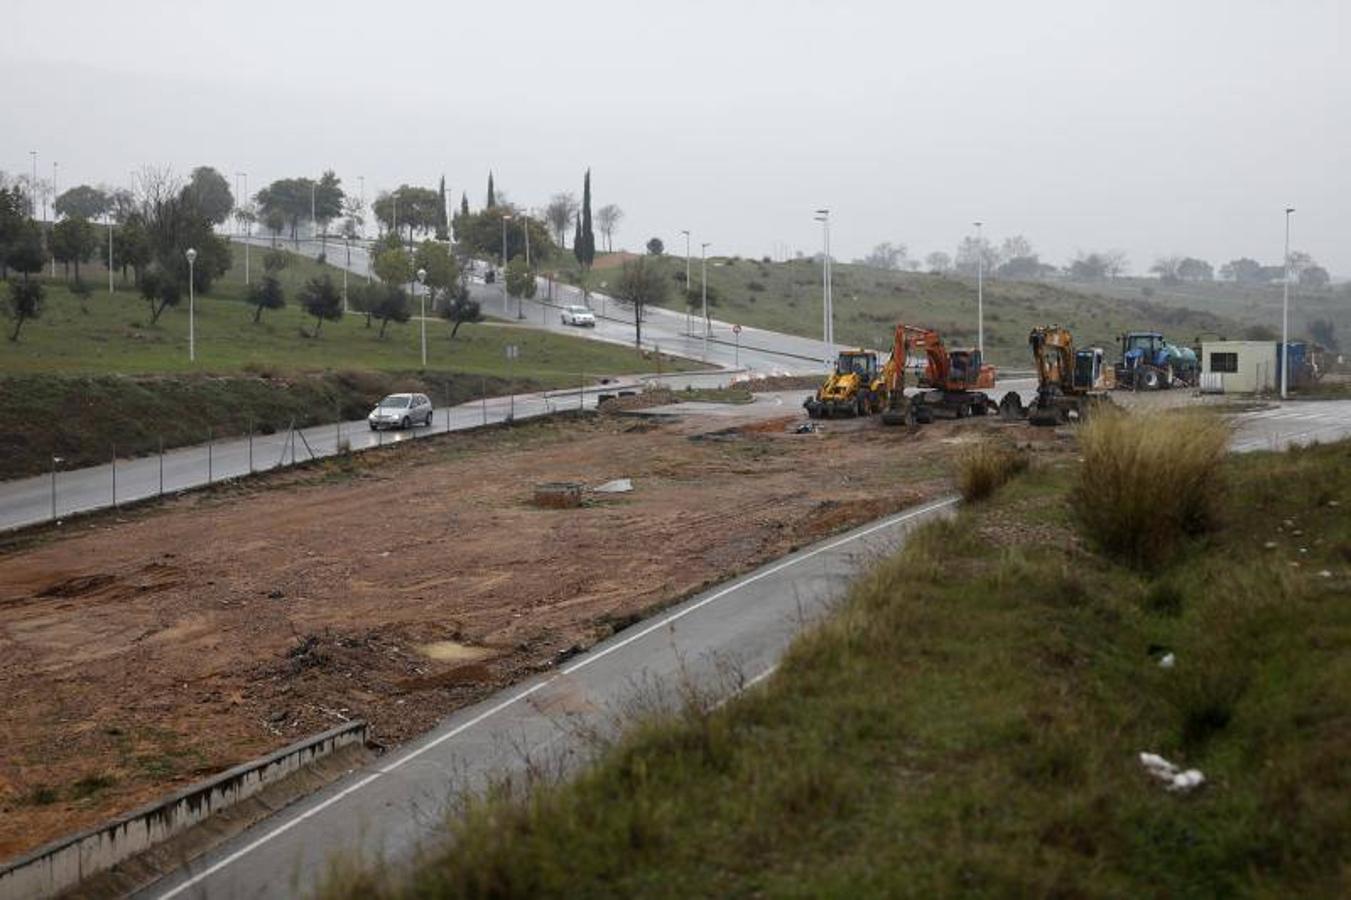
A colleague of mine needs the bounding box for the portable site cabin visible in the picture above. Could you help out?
[1200,341,1278,393]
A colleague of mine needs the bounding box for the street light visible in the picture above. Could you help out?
[236,172,249,285]
[518,216,530,320]
[974,221,984,356]
[1281,207,1296,400]
[50,161,57,276]
[680,229,691,335]
[501,213,512,315]
[814,209,831,346]
[28,150,36,218]
[417,267,428,368]
[185,248,198,363]
[701,241,712,361]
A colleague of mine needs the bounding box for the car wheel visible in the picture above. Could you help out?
[425,412,433,427]
[401,416,411,429]
[369,423,377,431]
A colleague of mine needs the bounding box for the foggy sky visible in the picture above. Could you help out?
[3,0,1347,275]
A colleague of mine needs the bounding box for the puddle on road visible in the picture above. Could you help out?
[417,640,493,662]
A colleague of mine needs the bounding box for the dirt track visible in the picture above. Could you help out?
[0,405,974,858]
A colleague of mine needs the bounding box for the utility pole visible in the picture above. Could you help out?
[814,209,832,347]
[701,242,711,361]
[681,229,692,335]
[29,151,37,218]
[974,221,984,356]
[1281,207,1295,400]
[50,161,57,276]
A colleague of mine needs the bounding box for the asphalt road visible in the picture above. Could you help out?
[136,496,960,900]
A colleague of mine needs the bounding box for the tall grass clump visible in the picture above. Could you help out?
[1073,409,1229,567]
[956,442,1029,501]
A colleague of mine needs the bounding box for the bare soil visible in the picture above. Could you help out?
[0,406,975,859]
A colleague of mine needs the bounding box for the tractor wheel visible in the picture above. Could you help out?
[855,396,868,417]
[954,402,968,419]
[1139,368,1162,390]
[915,406,934,425]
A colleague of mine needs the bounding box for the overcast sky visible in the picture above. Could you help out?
[3,0,1347,275]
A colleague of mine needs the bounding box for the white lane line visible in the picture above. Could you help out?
[154,496,959,898]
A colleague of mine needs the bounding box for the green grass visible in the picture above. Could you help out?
[328,438,1351,899]
[560,253,1255,368]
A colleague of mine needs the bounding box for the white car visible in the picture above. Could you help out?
[561,304,596,327]
[368,393,433,430]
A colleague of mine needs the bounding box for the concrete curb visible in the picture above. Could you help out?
[0,721,369,900]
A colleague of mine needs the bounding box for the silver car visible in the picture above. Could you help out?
[561,304,596,327]
[368,393,433,430]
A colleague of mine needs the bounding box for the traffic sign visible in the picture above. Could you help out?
[505,344,519,360]
[733,323,742,335]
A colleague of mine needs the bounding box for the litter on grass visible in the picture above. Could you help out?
[1158,652,1176,669]
[1139,752,1206,793]
[593,478,633,494]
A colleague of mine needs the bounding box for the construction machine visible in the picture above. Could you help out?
[1003,325,1115,425]
[1115,331,1198,390]
[880,324,1020,425]
[804,349,890,418]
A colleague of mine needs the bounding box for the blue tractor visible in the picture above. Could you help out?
[1114,331,1199,390]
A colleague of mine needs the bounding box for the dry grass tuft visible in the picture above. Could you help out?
[956,442,1030,501]
[1073,409,1229,567]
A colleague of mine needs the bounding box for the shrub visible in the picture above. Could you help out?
[956,442,1029,501]
[1072,409,1229,567]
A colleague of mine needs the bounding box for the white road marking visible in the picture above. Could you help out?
[154,496,958,898]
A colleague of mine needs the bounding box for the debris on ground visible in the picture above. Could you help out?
[592,478,633,494]
[1158,652,1176,669]
[1139,752,1206,793]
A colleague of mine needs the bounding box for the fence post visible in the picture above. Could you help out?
[111,443,117,509]
[248,419,253,473]
[336,402,342,454]
[50,456,57,521]
[159,437,164,496]
[482,377,487,425]
[207,428,213,484]
[445,386,451,432]
[579,372,584,410]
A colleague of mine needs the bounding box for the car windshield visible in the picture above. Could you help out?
[378,396,410,408]
[570,306,590,314]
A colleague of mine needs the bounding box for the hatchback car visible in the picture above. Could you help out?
[561,304,596,327]
[368,393,433,430]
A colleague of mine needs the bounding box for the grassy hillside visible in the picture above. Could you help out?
[575,254,1253,367]
[329,429,1351,898]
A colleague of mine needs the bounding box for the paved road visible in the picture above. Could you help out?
[137,497,960,900]
[1228,400,1351,452]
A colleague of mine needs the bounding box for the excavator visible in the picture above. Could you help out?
[881,324,1017,424]
[1003,325,1115,425]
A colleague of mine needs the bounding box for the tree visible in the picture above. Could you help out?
[415,240,458,307]
[1244,324,1278,341]
[1219,257,1262,283]
[1177,257,1213,282]
[454,208,554,265]
[860,241,906,270]
[615,255,669,349]
[1300,265,1330,288]
[955,236,999,276]
[1308,318,1339,350]
[925,251,952,274]
[111,218,152,284]
[5,219,46,280]
[139,270,182,324]
[5,280,44,341]
[255,178,313,246]
[545,193,578,248]
[263,209,286,246]
[996,255,1051,279]
[487,172,496,208]
[505,257,537,306]
[50,217,97,281]
[54,185,111,221]
[596,203,623,252]
[0,185,30,278]
[134,173,232,295]
[1150,256,1183,284]
[370,283,410,338]
[646,237,664,255]
[1068,252,1111,280]
[374,247,414,286]
[436,176,449,241]
[460,192,469,217]
[372,185,440,244]
[438,290,481,339]
[312,170,344,253]
[263,248,292,275]
[577,169,595,269]
[573,215,584,265]
[247,275,285,322]
[999,235,1033,262]
[298,274,343,335]
[1103,250,1130,279]
[184,167,234,225]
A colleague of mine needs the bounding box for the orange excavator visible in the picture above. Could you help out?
[881,324,1020,425]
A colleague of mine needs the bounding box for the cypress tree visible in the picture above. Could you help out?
[580,169,595,269]
[436,176,448,240]
[487,172,496,208]
[460,192,469,217]
[573,213,584,266]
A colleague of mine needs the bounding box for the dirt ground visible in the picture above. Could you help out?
[0,402,1015,859]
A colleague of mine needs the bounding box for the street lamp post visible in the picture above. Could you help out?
[974,221,984,356]
[310,181,317,251]
[50,161,57,276]
[501,213,512,314]
[186,248,198,363]
[701,242,711,361]
[814,210,832,347]
[519,217,530,320]
[236,171,250,285]
[343,236,350,313]
[1281,207,1296,400]
[417,267,428,368]
[29,151,36,218]
[107,213,114,294]
[681,229,691,335]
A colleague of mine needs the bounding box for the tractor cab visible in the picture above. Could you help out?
[1121,332,1164,368]
[835,350,879,381]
